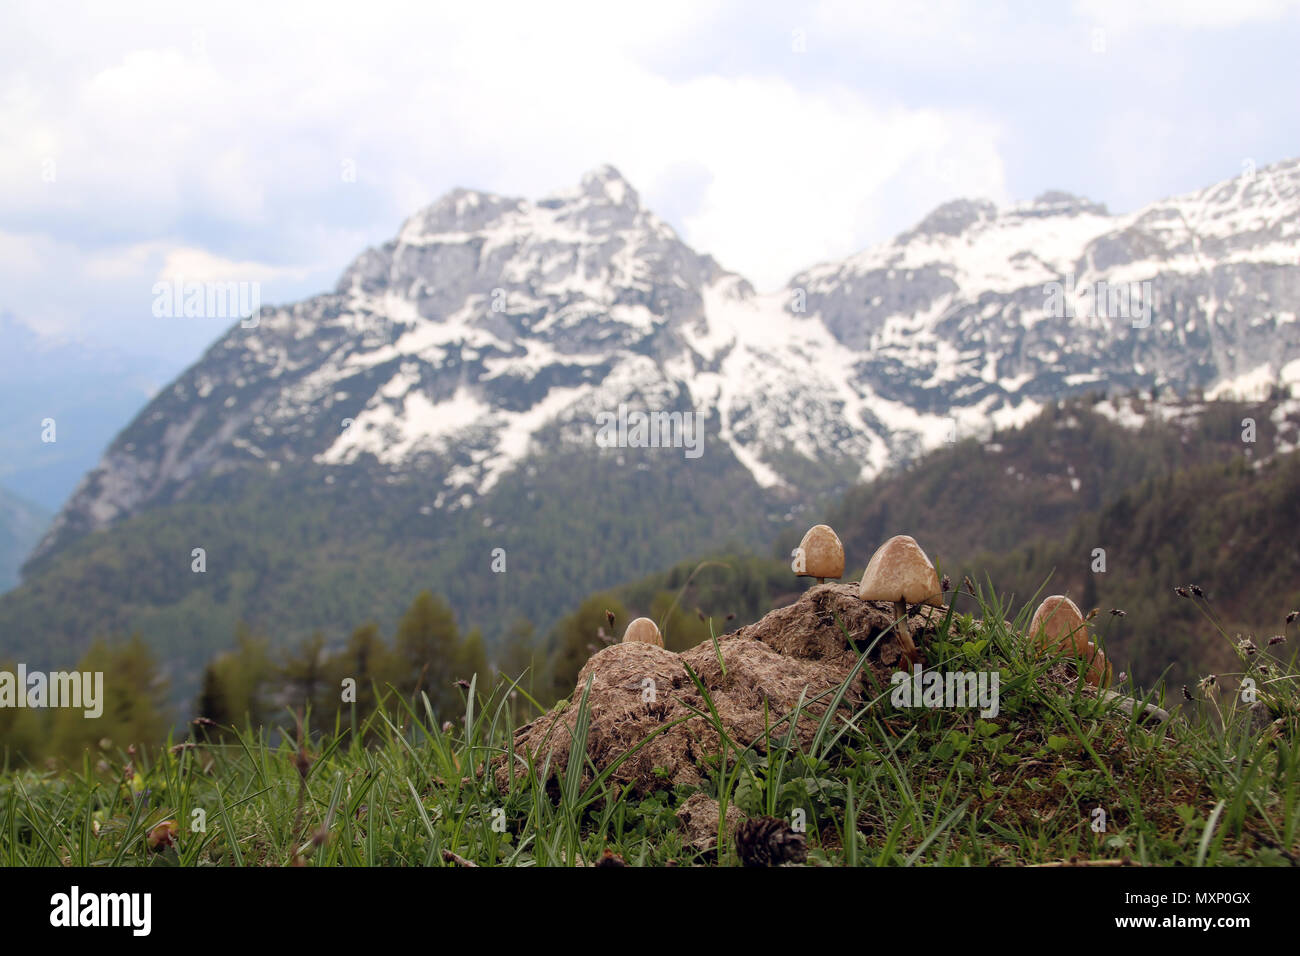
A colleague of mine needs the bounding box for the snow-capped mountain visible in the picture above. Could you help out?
[29,159,1300,568]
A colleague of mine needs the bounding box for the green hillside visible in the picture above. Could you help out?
[4,393,1297,719]
[0,431,775,709]
[812,395,1300,689]
[0,487,48,593]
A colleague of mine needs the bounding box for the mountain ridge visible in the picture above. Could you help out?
[31,157,1300,570]
[5,159,1300,712]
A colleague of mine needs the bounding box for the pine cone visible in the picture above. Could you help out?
[735,817,806,867]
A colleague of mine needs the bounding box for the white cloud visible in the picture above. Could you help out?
[1073,0,1300,29]
[153,247,313,285]
[2,0,1292,330]
[0,0,1007,294]
[85,240,310,283]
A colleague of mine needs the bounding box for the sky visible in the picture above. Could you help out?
[2,0,1299,371]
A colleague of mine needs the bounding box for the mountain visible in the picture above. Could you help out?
[0,487,48,593]
[0,313,171,512]
[26,165,871,570]
[5,160,1300,705]
[794,165,1300,412]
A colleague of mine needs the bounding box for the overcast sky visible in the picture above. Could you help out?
[2,0,1298,367]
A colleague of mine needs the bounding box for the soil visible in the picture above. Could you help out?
[496,583,946,796]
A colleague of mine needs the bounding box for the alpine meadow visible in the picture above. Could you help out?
[2,5,1299,917]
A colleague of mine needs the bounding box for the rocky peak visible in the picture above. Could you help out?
[1023,190,1109,218]
[903,198,998,240]
[576,163,640,209]
[400,187,525,240]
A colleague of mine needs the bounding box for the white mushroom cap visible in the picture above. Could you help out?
[857,535,943,607]
[793,524,845,580]
[1028,596,1091,657]
[622,617,664,647]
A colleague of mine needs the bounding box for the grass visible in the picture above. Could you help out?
[1,585,1297,867]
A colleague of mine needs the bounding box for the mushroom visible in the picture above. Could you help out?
[1085,645,1113,688]
[1028,596,1090,657]
[622,617,664,648]
[1028,595,1111,687]
[791,524,846,584]
[858,535,943,668]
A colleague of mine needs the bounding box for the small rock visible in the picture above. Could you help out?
[676,793,744,855]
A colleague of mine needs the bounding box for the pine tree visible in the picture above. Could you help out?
[196,661,230,727]
[53,635,170,760]
[0,657,52,761]
[547,593,627,699]
[324,622,401,739]
[495,617,540,696]
[196,624,274,733]
[394,591,461,714]
[279,631,329,721]
[456,628,490,692]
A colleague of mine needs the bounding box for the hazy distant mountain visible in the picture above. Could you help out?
[0,486,48,593]
[5,159,1299,705]
[0,313,170,512]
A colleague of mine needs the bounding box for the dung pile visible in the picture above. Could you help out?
[497,583,946,796]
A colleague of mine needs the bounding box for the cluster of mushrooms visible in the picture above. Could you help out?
[620,525,1111,688]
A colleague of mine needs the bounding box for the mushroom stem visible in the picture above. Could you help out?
[893,599,923,667]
